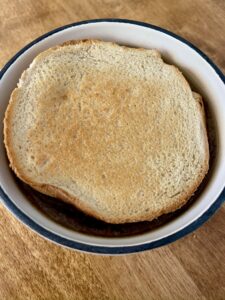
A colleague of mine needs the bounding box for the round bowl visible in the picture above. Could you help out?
[0,19,225,255]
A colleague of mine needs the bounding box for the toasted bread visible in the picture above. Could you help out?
[4,40,209,223]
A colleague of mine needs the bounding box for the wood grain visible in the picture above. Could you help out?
[0,0,225,299]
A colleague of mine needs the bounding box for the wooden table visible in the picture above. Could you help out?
[1,1,225,299]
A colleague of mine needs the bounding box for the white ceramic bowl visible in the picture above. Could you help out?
[0,19,225,254]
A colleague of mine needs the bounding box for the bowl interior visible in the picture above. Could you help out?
[0,21,225,248]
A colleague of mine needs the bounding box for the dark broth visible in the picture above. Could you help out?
[15,99,217,238]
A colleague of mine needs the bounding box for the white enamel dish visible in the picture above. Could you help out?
[0,19,225,254]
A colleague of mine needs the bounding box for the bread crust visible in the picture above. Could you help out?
[3,39,209,224]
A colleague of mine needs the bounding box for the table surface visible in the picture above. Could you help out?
[1,1,225,299]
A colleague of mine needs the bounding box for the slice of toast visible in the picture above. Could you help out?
[4,40,209,223]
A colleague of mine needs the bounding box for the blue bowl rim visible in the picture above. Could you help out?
[0,18,225,255]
